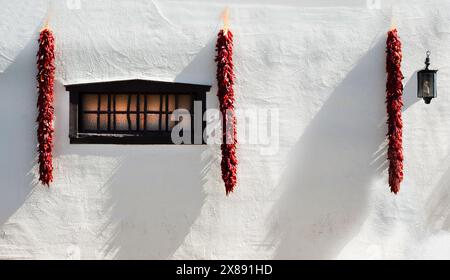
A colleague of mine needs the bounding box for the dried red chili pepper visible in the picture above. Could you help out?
[216,29,237,195]
[36,27,55,186]
[386,28,404,194]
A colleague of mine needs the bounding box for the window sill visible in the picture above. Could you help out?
[69,132,203,145]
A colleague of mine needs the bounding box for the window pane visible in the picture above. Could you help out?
[115,95,128,111]
[130,95,138,111]
[146,114,159,131]
[162,95,166,112]
[168,94,175,111]
[139,95,145,111]
[81,113,97,130]
[100,94,108,111]
[178,95,192,110]
[82,94,98,111]
[115,114,128,131]
[139,114,145,131]
[147,95,160,112]
[129,114,137,131]
[99,114,108,130]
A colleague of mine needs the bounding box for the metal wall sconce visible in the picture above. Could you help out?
[417,51,438,104]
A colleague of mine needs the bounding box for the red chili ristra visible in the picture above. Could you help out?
[386,29,404,194]
[37,28,55,186]
[216,29,237,195]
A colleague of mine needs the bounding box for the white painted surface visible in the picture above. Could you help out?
[1,0,450,259]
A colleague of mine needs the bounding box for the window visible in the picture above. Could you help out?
[79,93,191,133]
[65,80,211,144]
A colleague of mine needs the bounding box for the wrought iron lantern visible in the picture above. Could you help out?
[417,51,438,104]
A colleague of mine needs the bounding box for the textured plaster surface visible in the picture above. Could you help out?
[1,0,450,259]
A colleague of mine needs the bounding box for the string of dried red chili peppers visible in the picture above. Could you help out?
[385,28,404,194]
[216,29,238,195]
[37,27,55,186]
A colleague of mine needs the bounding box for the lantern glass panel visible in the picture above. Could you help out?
[418,71,437,98]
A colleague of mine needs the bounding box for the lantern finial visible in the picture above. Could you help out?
[425,50,431,70]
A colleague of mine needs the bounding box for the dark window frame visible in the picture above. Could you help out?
[65,79,211,145]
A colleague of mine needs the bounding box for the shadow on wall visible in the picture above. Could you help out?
[174,37,216,85]
[268,38,393,259]
[426,157,450,234]
[0,37,38,226]
[403,70,420,111]
[96,147,211,259]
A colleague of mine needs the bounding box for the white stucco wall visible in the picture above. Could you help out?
[1,0,450,259]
